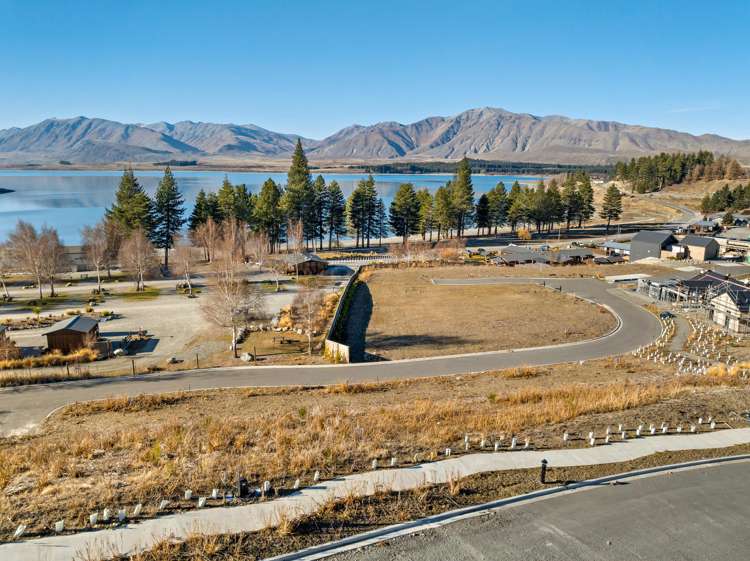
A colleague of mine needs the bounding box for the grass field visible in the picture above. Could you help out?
[357,267,616,360]
[118,286,161,301]
[1,355,748,540]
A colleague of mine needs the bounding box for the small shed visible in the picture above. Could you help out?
[630,231,681,262]
[277,253,328,275]
[43,316,99,354]
[680,235,720,261]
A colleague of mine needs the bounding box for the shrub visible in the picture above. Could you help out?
[0,348,98,371]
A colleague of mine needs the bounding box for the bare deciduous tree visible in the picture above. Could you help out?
[119,227,157,292]
[291,280,326,355]
[287,219,305,277]
[246,230,269,272]
[39,226,68,297]
[202,235,266,358]
[193,216,221,263]
[0,242,13,300]
[81,221,108,293]
[7,220,44,300]
[172,236,197,296]
[104,217,124,280]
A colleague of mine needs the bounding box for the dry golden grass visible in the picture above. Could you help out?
[360,268,616,360]
[1,355,748,539]
[0,347,97,372]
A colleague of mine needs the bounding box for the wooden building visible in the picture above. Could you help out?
[43,316,99,353]
[276,253,328,275]
[680,235,720,261]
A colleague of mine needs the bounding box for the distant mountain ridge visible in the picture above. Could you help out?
[2,108,750,165]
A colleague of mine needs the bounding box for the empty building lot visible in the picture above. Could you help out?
[349,267,617,360]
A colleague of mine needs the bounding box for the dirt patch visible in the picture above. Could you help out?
[355,268,616,360]
[2,355,749,540]
[103,443,750,561]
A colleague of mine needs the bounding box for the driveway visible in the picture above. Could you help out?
[0,279,661,436]
[326,459,750,561]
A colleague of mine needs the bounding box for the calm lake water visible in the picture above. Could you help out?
[0,170,540,244]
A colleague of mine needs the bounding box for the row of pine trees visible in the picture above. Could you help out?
[106,140,615,266]
[614,151,746,194]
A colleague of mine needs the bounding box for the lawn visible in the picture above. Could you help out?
[1,356,748,540]
[117,286,161,301]
[353,267,617,360]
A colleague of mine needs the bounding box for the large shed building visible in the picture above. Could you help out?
[629,231,680,262]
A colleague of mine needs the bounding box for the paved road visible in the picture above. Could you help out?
[328,460,750,561]
[0,279,660,436]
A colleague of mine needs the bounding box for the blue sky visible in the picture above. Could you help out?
[1,0,749,139]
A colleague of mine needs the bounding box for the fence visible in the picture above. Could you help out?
[323,265,363,363]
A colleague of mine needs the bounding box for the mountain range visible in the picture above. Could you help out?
[2,107,750,165]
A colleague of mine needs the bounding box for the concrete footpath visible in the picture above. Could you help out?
[3,428,750,561]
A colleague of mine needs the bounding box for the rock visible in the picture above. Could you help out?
[240,353,254,362]
[167,356,179,364]
[296,328,303,335]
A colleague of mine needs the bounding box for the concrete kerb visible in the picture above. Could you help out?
[265,454,750,561]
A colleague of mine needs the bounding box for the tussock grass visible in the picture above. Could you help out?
[1,364,747,540]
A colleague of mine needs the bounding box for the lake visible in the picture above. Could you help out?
[0,170,541,244]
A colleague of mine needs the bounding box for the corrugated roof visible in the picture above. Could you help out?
[277,253,327,266]
[631,230,676,245]
[42,315,99,335]
[681,235,718,248]
[601,241,631,251]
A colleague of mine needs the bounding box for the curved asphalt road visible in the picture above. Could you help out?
[327,460,750,561]
[0,279,661,436]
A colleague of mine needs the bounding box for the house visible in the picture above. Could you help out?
[629,231,682,262]
[709,285,750,333]
[690,219,719,234]
[275,253,328,275]
[42,315,99,353]
[553,248,594,264]
[600,240,631,257]
[680,235,720,261]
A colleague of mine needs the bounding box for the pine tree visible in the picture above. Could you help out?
[451,158,474,237]
[253,178,285,252]
[486,182,507,235]
[326,181,346,249]
[311,175,328,250]
[475,194,490,235]
[189,189,209,231]
[600,185,623,235]
[416,188,434,240]
[106,168,154,235]
[216,176,236,222]
[577,177,595,227]
[284,139,312,224]
[152,166,186,270]
[375,198,388,246]
[506,181,524,232]
[389,183,420,244]
[434,183,455,240]
[346,183,366,248]
[561,176,579,231]
[361,175,378,248]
